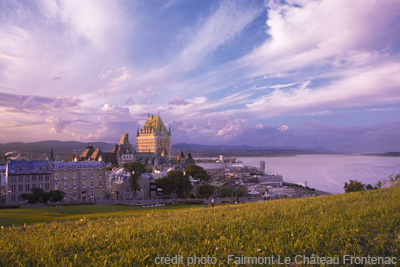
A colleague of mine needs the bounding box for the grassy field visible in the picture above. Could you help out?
[1,187,400,266]
[0,204,200,226]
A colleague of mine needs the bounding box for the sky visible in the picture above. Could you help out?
[0,0,400,153]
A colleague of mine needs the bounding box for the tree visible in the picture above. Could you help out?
[155,170,192,198]
[197,184,214,198]
[20,188,50,204]
[48,190,64,202]
[220,186,235,197]
[234,186,248,197]
[123,162,147,198]
[185,164,210,183]
[344,180,365,193]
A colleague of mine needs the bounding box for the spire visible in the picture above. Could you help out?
[49,147,55,161]
[169,125,171,136]
[137,127,140,137]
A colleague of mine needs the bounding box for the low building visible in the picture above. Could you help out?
[5,160,52,203]
[50,161,106,202]
[257,174,283,187]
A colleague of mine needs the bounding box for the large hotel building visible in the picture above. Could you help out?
[136,114,171,159]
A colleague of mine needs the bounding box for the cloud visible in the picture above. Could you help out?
[168,97,192,106]
[175,0,262,71]
[101,104,130,114]
[241,0,400,75]
[46,116,72,134]
[0,92,81,112]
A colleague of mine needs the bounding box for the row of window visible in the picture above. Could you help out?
[54,180,103,190]
[53,164,103,170]
[9,175,50,183]
[63,190,103,199]
[13,167,47,173]
[54,171,103,180]
[10,183,50,192]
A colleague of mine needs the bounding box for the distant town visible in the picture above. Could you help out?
[0,113,328,206]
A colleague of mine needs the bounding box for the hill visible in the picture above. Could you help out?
[0,140,336,160]
[1,187,399,266]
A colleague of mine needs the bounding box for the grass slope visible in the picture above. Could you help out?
[0,204,199,226]
[1,188,400,266]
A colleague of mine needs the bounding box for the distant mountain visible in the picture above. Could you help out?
[172,143,334,153]
[0,140,335,160]
[0,140,116,153]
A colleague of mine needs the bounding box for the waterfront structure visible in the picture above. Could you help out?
[5,160,52,203]
[50,161,106,202]
[136,114,171,159]
[260,161,265,174]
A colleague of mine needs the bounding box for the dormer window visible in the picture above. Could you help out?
[35,167,39,172]
[22,168,26,172]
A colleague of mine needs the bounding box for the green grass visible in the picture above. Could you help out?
[1,188,400,266]
[0,204,199,226]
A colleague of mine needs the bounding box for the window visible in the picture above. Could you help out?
[19,176,23,182]
[19,185,23,192]
[11,176,15,182]
[64,173,68,179]
[63,192,67,199]
[39,175,43,181]
[26,176,30,182]
[54,173,59,180]
[91,190,94,197]
[82,181,86,188]
[32,175,36,182]
[35,167,39,172]
[11,185,16,192]
[90,172,94,178]
[45,175,49,181]
[32,184,36,189]
[14,168,19,173]
[99,180,103,187]
[39,184,43,189]
[73,181,77,189]
[42,167,46,171]
[11,195,16,202]
[90,181,94,188]
[69,192,73,198]
[99,171,103,178]
[64,182,68,189]
[73,192,77,198]
[99,190,103,196]
[22,168,26,172]
[82,172,86,179]
[54,165,58,170]
[54,182,58,190]
[73,172,77,179]
[45,183,49,190]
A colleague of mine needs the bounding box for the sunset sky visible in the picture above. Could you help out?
[1,0,400,152]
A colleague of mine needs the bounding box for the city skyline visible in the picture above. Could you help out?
[1,0,400,152]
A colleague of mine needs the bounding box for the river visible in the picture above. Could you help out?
[197,154,400,194]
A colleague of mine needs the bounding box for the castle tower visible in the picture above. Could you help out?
[136,114,171,159]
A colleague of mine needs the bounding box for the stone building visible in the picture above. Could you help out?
[5,160,52,203]
[136,114,171,159]
[50,161,106,202]
[106,167,156,200]
[112,133,136,166]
